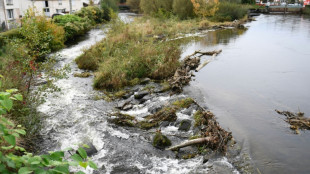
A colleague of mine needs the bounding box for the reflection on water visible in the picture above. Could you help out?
[184,15,310,174]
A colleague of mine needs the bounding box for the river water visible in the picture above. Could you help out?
[37,13,242,174]
[182,14,310,173]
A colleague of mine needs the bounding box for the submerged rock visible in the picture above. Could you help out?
[178,119,192,132]
[111,165,141,174]
[152,132,172,149]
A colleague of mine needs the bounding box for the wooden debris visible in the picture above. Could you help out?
[275,109,310,134]
[167,110,232,153]
[169,50,222,93]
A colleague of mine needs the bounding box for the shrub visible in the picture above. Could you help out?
[212,2,248,22]
[173,0,195,19]
[191,0,220,18]
[140,0,174,16]
[76,6,105,24]
[54,15,92,41]
[101,0,119,12]
[128,0,141,12]
[100,3,112,21]
[0,28,22,39]
[20,9,65,59]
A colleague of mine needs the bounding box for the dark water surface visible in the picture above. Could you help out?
[183,15,310,173]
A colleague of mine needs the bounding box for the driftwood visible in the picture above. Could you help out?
[196,50,222,71]
[169,50,222,93]
[167,110,232,153]
[275,110,310,134]
[167,137,212,151]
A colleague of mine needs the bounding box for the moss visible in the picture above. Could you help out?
[160,81,171,92]
[139,121,159,130]
[74,72,92,78]
[172,98,194,109]
[114,90,127,98]
[130,78,140,86]
[143,85,155,92]
[193,110,204,127]
[152,132,171,149]
[110,113,136,127]
[182,153,197,159]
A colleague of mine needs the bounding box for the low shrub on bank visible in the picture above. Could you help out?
[76,6,105,24]
[53,15,92,41]
[211,2,248,22]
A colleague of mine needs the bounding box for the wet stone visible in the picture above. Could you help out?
[160,121,171,127]
[134,91,149,99]
[116,100,130,109]
[148,105,163,114]
[140,77,151,84]
[122,91,134,99]
[122,104,133,111]
[93,165,106,174]
[110,165,141,174]
[178,119,192,131]
[79,143,98,157]
[139,95,152,104]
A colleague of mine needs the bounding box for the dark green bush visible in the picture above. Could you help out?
[0,28,22,39]
[140,0,174,16]
[76,6,105,24]
[101,0,119,12]
[101,3,112,21]
[173,0,195,19]
[54,15,92,41]
[212,2,248,22]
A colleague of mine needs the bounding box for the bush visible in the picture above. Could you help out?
[54,15,92,41]
[212,2,248,22]
[101,0,119,12]
[76,6,105,24]
[128,0,141,12]
[173,0,195,19]
[0,28,22,39]
[140,0,174,16]
[100,3,112,21]
[20,9,65,59]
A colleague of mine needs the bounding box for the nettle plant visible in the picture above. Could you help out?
[0,79,97,174]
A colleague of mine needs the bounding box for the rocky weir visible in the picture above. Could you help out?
[36,13,254,174]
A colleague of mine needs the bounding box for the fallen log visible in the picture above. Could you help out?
[167,137,212,151]
[196,50,222,71]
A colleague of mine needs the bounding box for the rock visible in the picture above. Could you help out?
[122,104,133,111]
[93,165,106,174]
[111,165,141,174]
[79,143,98,157]
[122,91,133,99]
[140,78,151,84]
[139,95,152,104]
[160,121,170,127]
[148,105,163,114]
[178,119,192,131]
[116,100,130,109]
[152,132,171,149]
[134,91,149,99]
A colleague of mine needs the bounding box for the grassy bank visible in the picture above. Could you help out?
[76,12,248,91]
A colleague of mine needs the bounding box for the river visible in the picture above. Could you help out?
[182,14,310,173]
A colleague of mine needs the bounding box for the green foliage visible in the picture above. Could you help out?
[100,3,112,21]
[173,0,195,19]
[303,6,310,15]
[20,9,65,60]
[0,29,22,39]
[127,0,141,12]
[76,6,105,24]
[140,0,174,16]
[53,15,92,41]
[0,89,97,173]
[101,0,119,11]
[172,98,194,108]
[211,2,248,22]
[241,0,256,4]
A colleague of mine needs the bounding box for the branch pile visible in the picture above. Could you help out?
[168,110,232,153]
[275,109,310,134]
[169,50,222,93]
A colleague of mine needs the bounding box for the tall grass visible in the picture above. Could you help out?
[76,17,203,90]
